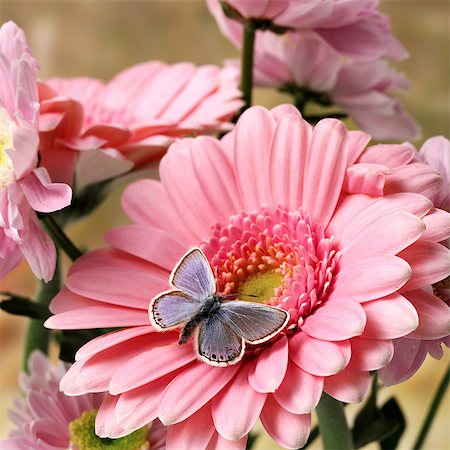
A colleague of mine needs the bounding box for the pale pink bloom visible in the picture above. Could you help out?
[46,105,450,449]
[38,62,243,187]
[379,136,450,385]
[1,351,166,450]
[208,0,407,60]
[0,21,71,281]
[242,31,420,141]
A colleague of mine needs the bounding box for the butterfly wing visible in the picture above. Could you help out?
[219,301,289,344]
[170,248,215,300]
[149,290,202,330]
[196,313,245,367]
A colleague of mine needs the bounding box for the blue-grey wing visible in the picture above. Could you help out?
[170,248,215,300]
[149,290,201,330]
[218,301,289,344]
[196,314,244,366]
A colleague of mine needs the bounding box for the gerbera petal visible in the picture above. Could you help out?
[362,293,419,339]
[95,395,126,438]
[302,119,348,227]
[398,241,450,292]
[268,113,311,211]
[349,338,394,371]
[158,363,239,425]
[273,363,323,414]
[359,143,415,168]
[166,404,215,450]
[343,163,392,197]
[404,290,450,339]
[248,335,288,393]
[289,333,351,376]
[233,106,276,210]
[260,396,311,450]
[301,299,366,341]
[331,256,412,303]
[421,208,450,242]
[346,130,371,165]
[104,225,186,270]
[212,364,266,441]
[324,370,371,403]
[206,433,247,450]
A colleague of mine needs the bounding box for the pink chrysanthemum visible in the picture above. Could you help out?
[379,136,450,385]
[1,351,166,450]
[243,31,420,141]
[0,21,71,281]
[38,62,243,187]
[208,0,407,60]
[47,105,450,449]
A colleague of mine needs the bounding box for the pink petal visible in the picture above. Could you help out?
[273,362,323,414]
[212,364,266,441]
[95,395,129,438]
[301,299,366,341]
[260,396,311,450]
[233,106,275,210]
[121,179,196,246]
[105,225,186,270]
[359,143,415,168]
[248,335,288,393]
[339,212,425,266]
[398,241,450,292]
[331,256,412,303]
[349,338,394,371]
[158,363,239,425]
[302,119,348,227]
[166,404,215,450]
[421,208,450,242]
[206,433,247,450]
[346,130,371,165]
[324,370,371,404]
[18,167,72,213]
[268,113,311,211]
[109,342,197,395]
[8,127,38,178]
[289,333,351,376]
[343,163,392,197]
[362,293,419,339]
[404,290,450,339]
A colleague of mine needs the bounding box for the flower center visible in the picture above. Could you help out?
[0,108,15,189]
[201,207,339,328]
[69,410,149,450]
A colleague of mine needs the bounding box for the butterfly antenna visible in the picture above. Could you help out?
[222,293,259,299]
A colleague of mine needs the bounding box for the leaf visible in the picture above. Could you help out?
[0,293,51,320]
[379,398,406,450]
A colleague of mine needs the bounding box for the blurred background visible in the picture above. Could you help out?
[0,1,449,448]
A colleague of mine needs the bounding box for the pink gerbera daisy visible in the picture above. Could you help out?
[38,62,243,188]
[0,21,71,281]
[1,351,166,450]
[46,105,450,449]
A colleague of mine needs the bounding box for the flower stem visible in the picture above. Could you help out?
[41,215,82,261]
[413,365,449,450]
[240,20,256,114]
[22,254,60,371]
[316,393,354,450]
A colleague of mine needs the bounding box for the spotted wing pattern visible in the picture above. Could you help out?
[170,248,215,300]
[149,290,201,330]
[218,301,289,344]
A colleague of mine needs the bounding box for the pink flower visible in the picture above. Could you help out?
[46,105,450,449]
[0,21,71,281]
[240,31,420,141]
[379,136,450,385]
[2,351,166,450]
[38,62,243,187]
[208,0,407,60]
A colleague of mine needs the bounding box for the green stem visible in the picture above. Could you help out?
[22,254,61,371]
[41,215,82,261]
[316,393,354,450]
[413,365,449,450]
[240,20,256,114]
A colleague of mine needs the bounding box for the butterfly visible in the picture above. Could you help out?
[149,247,290,367]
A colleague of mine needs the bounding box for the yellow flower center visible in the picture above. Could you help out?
[238,269,283,304]
[69,410,149,450]
[0,108,15,189]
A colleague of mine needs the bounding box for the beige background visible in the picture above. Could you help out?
[0,1,449,448]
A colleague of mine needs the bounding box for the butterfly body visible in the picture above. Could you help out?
[149,248,290,367]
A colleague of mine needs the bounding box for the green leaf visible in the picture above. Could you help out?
[379,398,406,450]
